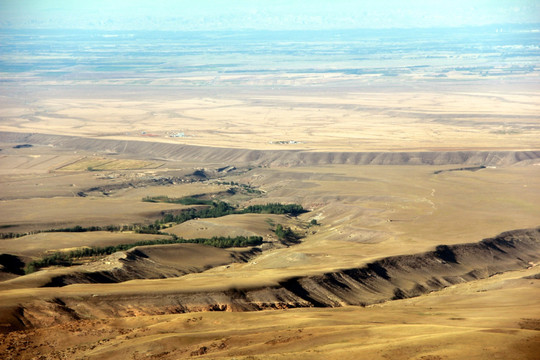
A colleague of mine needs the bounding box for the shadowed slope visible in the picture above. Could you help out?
[1,227,538,331]
[0,244,260,290]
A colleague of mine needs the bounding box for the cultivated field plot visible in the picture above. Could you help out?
[114,182,234,201]
[58,156,163,171]
[0,231,171,258]
[0,154,79,175]
[0,197,189,233]
[167,213,297,240]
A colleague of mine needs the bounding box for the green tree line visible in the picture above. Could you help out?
[156,201,305,227]
[2,202,305,240]
[142,196,213,206]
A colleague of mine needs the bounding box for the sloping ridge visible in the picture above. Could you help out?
[42,245,259,287]
[0,244,260,290]
[279,227,540,307]
[6,227,539,331]
[2,131,539,166]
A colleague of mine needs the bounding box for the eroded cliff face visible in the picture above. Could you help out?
[276,228,540,307]
[2,131,539,167]
[4,227,539,331]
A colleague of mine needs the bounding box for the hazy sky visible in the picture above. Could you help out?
[1,0,539,30]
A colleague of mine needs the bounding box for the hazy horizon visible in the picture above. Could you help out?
[1,0,539,31]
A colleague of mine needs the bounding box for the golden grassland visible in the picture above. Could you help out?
[0,78,539,359]
[58,156,163,171]
[0,163,537,301]
[166,213,295,240]
[1,82,539,152]
[0,267,538,360]
[0,197,189,233]
[0,232,172,258]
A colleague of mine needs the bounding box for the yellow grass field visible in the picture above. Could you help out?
[58,156,163,171]
[2,86,540,152]
[0,77,539,359]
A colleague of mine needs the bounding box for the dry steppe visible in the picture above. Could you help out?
[0,79,539,359]
[2,83,540,152]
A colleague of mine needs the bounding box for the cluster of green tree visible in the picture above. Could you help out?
[0,232,24,239]
[142,196,213,206]
[174,235,263,248]
[156,202,305,227]
[215,181,263,194]
[240,203,305,216]
[243,187,262,195]
[1,224,134,239]
[24,235,263,274]
[44,225,125,233]
[134,227,163,234]
[157,201,236,225]
[24,252,73,274]
[134,220,173,234]
[4,201,304,242]
[274,224,301,244]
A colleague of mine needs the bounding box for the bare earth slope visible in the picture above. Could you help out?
[1,270,538,360]
[2,131,539,167]
[0,229,538,360]
[0,244,260,290]
[0,228,538,332]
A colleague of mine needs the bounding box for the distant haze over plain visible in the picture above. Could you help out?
[1,0,539,31]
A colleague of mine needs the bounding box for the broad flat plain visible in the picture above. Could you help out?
[0,27,539,359]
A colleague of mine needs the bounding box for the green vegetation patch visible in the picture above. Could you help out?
[156,201,306,227]
[142,196,214,205]
[240,203,305,216]
[274,224,301,244]
[215,181,263,195]
[3,203,307,240]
